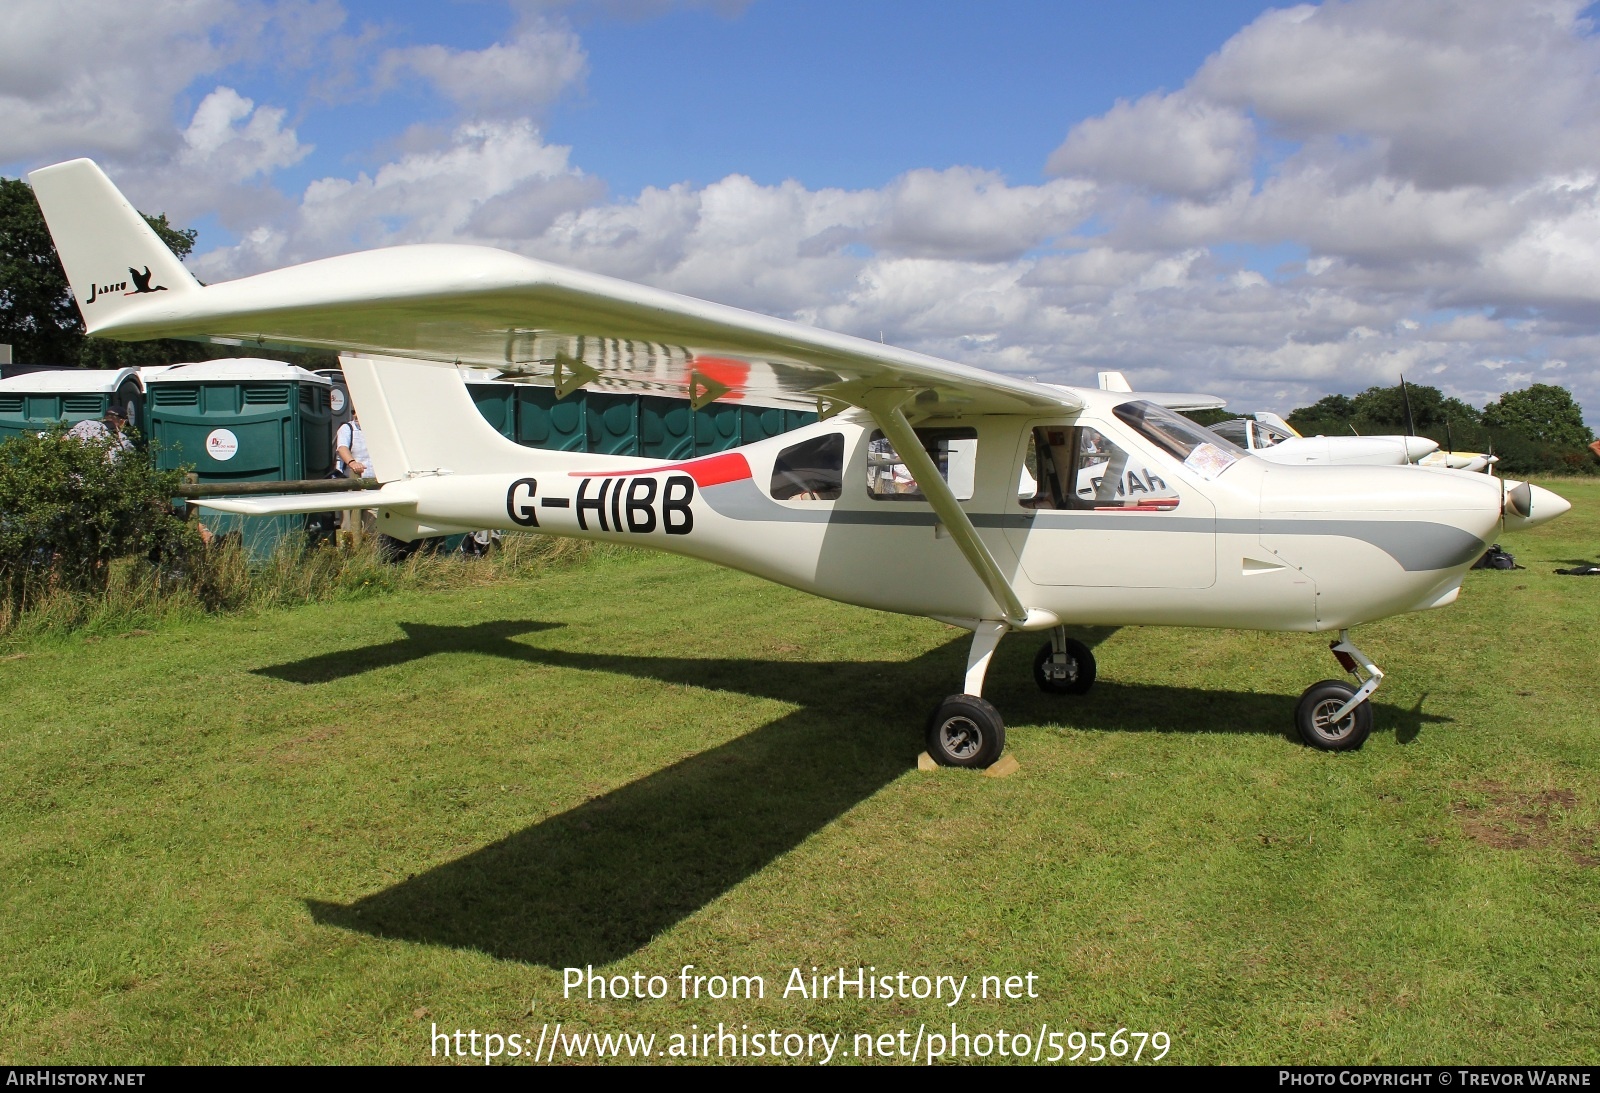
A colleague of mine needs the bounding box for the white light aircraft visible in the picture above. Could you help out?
[1211,412,1439,467]
[29,160,1573,766]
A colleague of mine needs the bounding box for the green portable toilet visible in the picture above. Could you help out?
[639,395,696,459]
[516,385,587,451]
[462,374,819,460]
[465,372,517,441]
[144,359,334,559]
[0,367,145,444]
[693,402,745,454]
[585,390,641,455]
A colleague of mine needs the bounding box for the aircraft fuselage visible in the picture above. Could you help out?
[379,388,1511,635]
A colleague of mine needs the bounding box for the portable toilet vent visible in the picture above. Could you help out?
[0,367,144,443]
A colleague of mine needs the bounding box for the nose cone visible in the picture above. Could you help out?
[1404,436,1441,462]
[1503,480,1573,530]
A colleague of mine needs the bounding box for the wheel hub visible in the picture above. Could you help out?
[1044,655,1077,683]
[938,716,984,759]
[1310,698,1355,738]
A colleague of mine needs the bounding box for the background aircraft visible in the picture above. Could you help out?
[29,159,1573,766]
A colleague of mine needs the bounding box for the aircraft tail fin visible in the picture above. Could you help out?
[339,353,534,483]
[27,159,201,333]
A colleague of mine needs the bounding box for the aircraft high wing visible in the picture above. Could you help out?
[27,158,1574,768]
[29,161,1071,422]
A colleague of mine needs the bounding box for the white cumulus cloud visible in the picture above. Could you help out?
[375,18,587,117]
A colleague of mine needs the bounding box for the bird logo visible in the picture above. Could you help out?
[125,266,167,294]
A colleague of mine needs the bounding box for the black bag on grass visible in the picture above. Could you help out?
[1472,544,1521,570]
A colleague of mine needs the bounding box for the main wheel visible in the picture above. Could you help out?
[1034,638,1096,694]
[925,695,1006,769]
[1294,680,1373,751]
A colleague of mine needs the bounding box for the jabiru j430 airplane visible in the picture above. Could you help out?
[28,159,1573,766]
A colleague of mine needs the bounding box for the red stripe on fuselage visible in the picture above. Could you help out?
[568,451,752,488]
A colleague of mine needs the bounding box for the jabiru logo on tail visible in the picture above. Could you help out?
[83,265,167,305]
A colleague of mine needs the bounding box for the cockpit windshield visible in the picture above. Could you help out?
[1112,400,1247,480]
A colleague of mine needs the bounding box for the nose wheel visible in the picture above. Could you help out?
[1295,680,1373,750]
[1296,631,1382,751]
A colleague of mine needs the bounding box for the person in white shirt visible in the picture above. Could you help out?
[335,412,375,479]
[333,412,378,540]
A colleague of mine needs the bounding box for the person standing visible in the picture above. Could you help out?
[65,404,134,458]
[334,411,376,542]
[335,411,374,480]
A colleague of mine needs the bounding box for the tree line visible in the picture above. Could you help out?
[1285,381,1596,476]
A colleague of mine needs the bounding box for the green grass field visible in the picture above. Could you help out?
[2,481,1597,1065]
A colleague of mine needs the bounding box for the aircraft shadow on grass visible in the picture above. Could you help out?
[253,619,565,683]
[292,621,1447,968]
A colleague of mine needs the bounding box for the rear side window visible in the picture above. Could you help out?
[770,433,843,500]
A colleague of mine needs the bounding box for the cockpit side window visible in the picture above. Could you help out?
[1113,399,1244,480]
[867,428,977,501]
[770,432,843,500]
[1019,425,1181,511]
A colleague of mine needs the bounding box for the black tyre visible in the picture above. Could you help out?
[925,694,1006,769]
[1294,680,1373,751]
[1033,638,1096,695]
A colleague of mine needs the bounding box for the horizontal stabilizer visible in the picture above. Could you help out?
[1059,382,1225,412]
[1141,391,1227,412]
[196,486,418,517]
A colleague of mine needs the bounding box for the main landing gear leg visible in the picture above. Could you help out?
[1294,630,1383,751]
[926,621,1008,768]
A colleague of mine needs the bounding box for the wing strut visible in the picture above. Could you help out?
[863,391,1032,628]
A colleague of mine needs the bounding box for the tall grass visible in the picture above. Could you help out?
[0,533,607,638]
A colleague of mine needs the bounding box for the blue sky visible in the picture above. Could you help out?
[221,1,1278,214]
[545,1,1279,194]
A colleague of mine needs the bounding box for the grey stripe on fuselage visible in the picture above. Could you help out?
[699,480,1484,572]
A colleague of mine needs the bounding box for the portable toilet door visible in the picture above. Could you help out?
[0,367,142,444]
[314,368,353,434]
[145,359,333,560]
